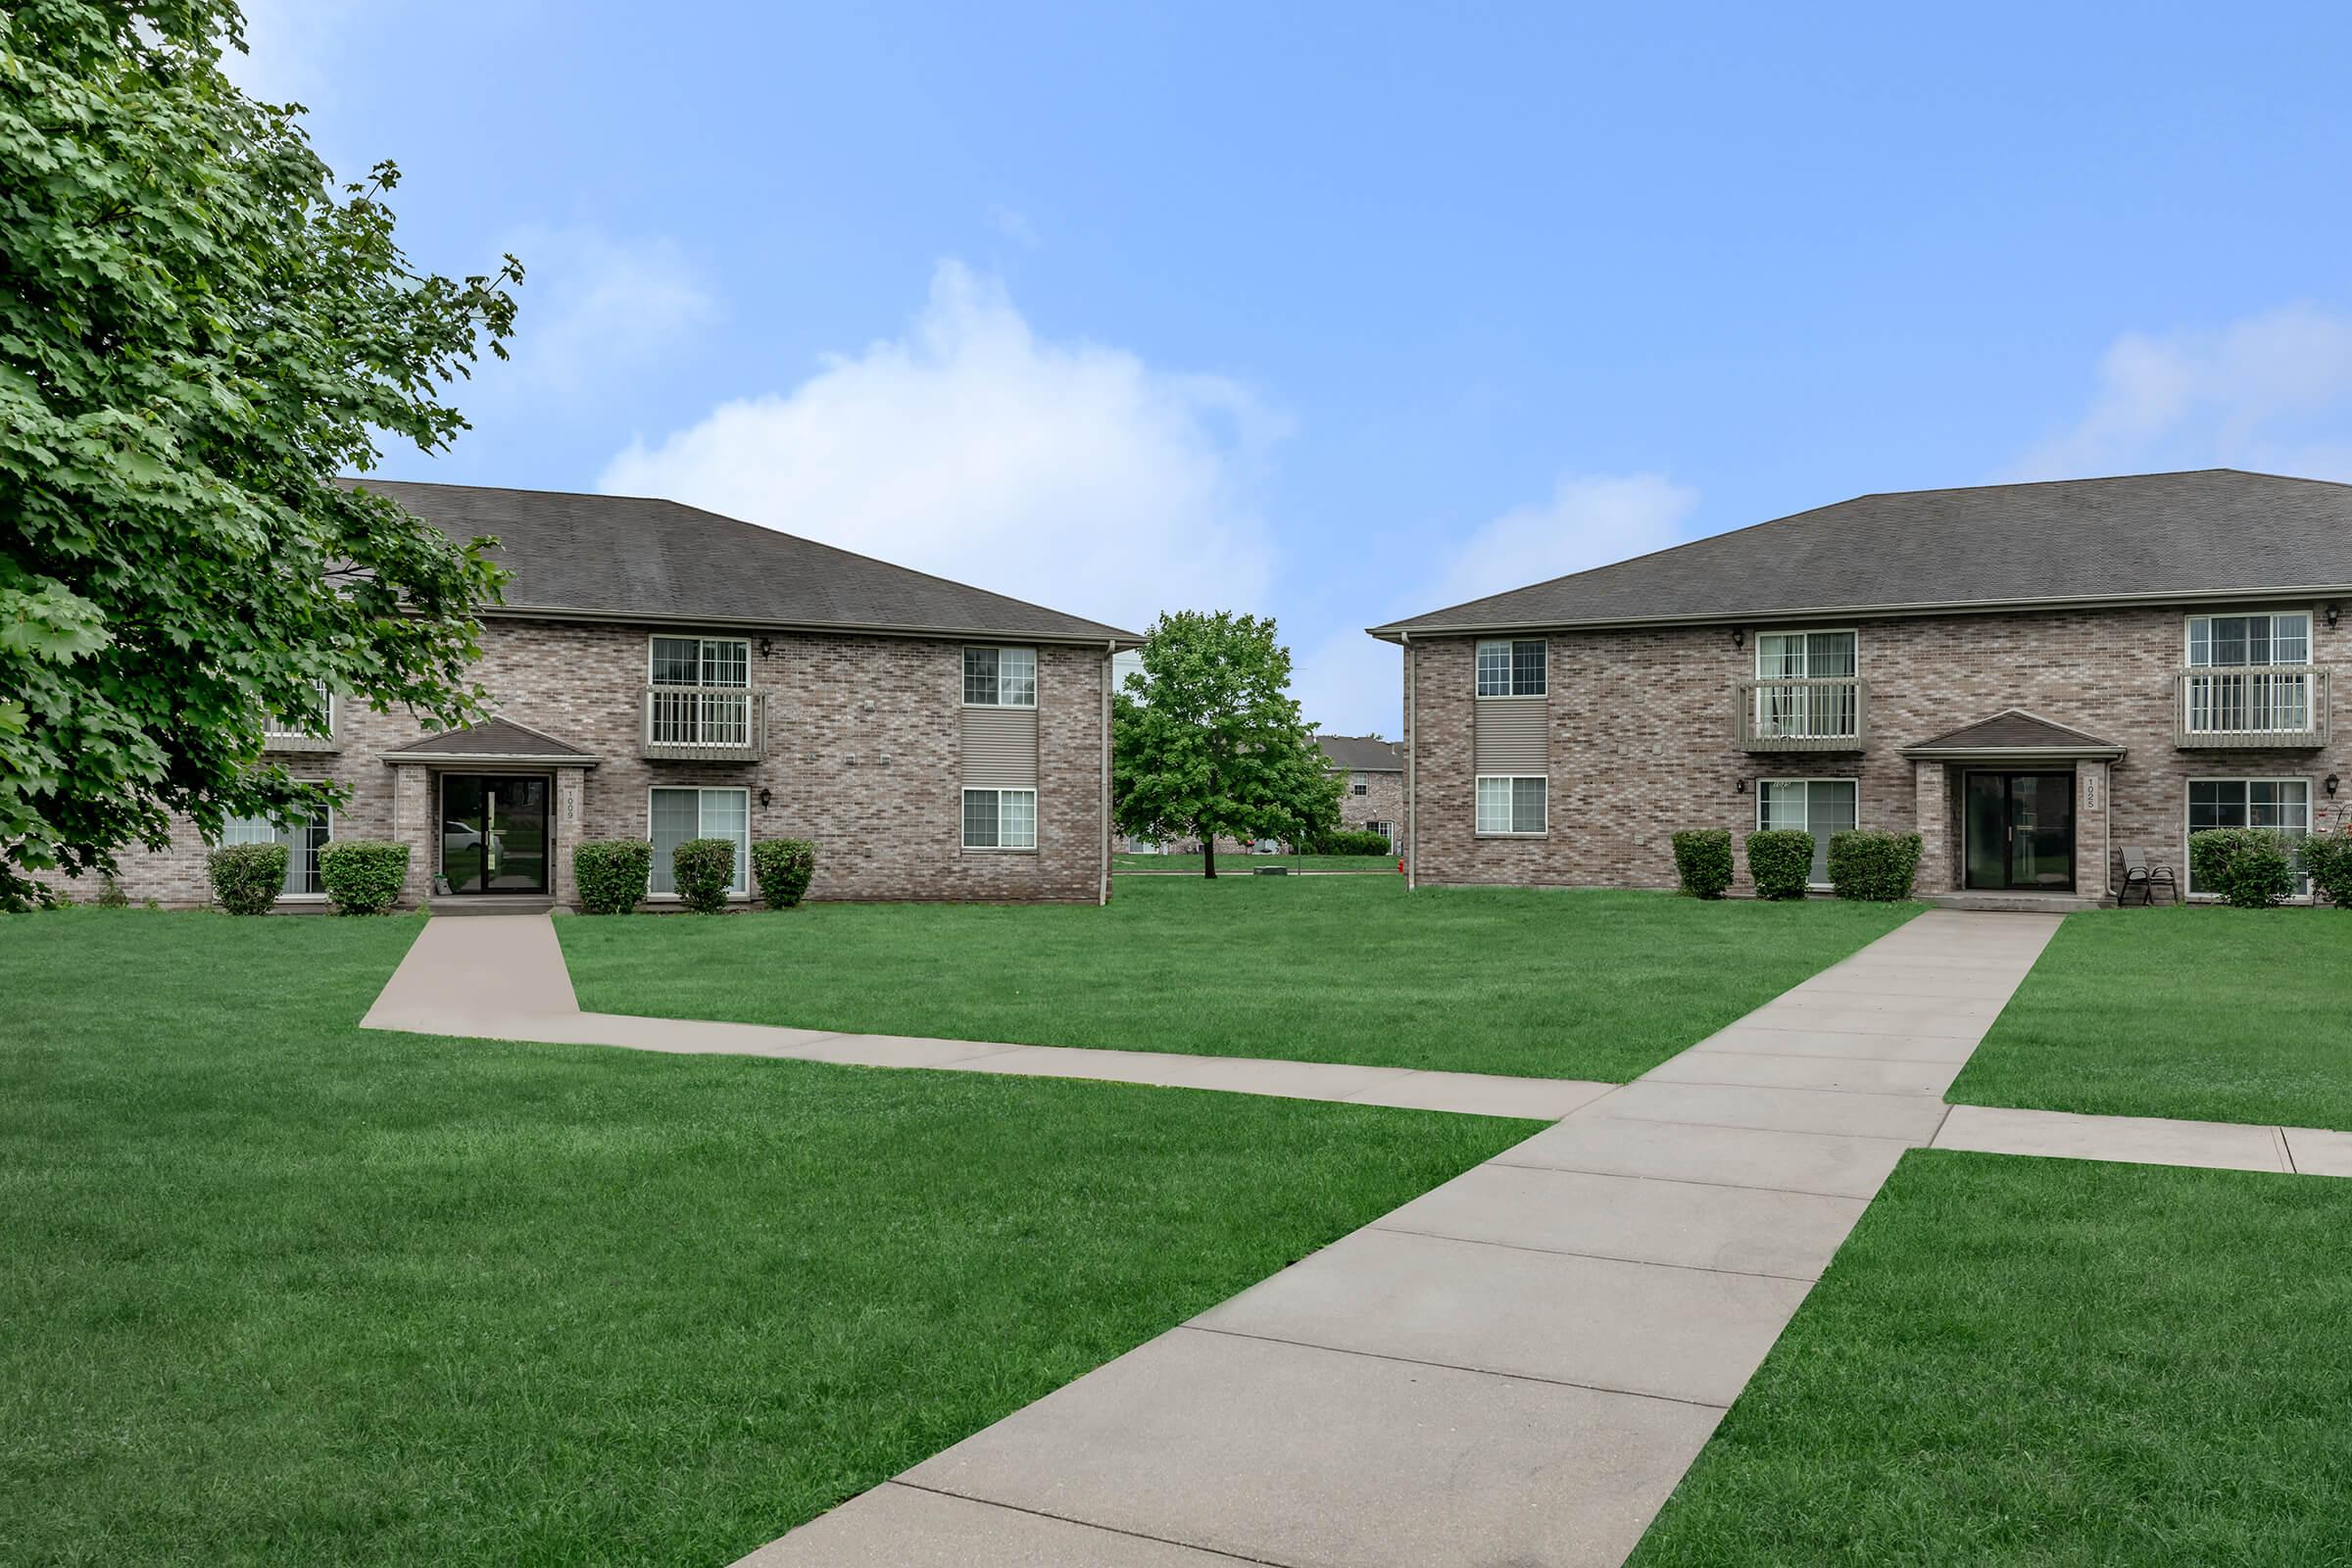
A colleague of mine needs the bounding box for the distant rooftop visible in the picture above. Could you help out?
[1317,734,1403,771]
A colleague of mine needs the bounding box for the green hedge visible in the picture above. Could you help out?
[207,843,286,915]
[2304,834,2352,907]
[2188,828,2294,909]
[574,839,652,914]
[1744,830,1816,902]
[1305,828,1396,858]
[1670,829,1734,899]
[751,838,817,909]
[318,840,409,914]
[1827,830,1922,902]
[672,837,738,914]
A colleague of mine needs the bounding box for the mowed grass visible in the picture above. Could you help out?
[1632,1151,2352,1567]
[1949,906,2352,1129]
[1111,852,1397,873]
[560,876,1923,1081]
[0,909,1531,1567]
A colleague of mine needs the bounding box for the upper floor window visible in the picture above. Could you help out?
[650,636,750,688]
[1476,639,1545,698]
[264,680,334,743]
[2187,612,2310,669]
[1756,629,1857,681]
[964,646,1037,708]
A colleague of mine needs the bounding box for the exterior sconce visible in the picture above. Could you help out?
[2328,774,2341,799]
[759,787,773,808]
[1732,627,1745,649]
[759,637,774,657]
[1736,777,1749,794]
[2328,604,2342,630]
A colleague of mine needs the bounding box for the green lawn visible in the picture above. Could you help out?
[1112,852,1397,873]
[1948,906,2352,1130]
[1632,1150,2352,1567]
[560,876,1922,1081]
[0,909,1529,1567]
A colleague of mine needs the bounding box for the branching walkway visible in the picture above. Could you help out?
[356,909,2350,1567]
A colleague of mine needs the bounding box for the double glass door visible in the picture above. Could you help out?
[441,775,550,894]
[1964,772,2076,891]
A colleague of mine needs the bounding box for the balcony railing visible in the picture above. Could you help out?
[1735,677,1868,752]
[2176,667,2329,748]
[641,684,769,761]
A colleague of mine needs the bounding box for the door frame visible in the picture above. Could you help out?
[437,772,555,895]
[1962,769,2078,892]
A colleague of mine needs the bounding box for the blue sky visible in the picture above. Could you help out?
[238,1,2352,736]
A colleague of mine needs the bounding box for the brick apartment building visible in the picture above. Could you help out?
[89,481,1137,910]
[1372,470,2352,906]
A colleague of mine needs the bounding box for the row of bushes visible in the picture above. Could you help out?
[205,836,819,915]
[2188,828,2352,909]
[1671,828,1923,903]
[1300,828,1397,858]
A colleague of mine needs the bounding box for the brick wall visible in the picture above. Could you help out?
[54,617,1112,909]
[1406,604,2350,898]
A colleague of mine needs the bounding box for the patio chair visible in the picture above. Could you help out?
[2118,844,2179,906]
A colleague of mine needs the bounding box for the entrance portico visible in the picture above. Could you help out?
[381,717,598,909]
[1901,710,2126,905]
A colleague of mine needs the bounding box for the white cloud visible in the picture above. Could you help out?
[2016,305,2352,481]
[600,260,1283,633]
[491,229,717,403]
[1429,472,1699,611]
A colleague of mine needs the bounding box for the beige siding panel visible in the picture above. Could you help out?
[1474,696,1549,773]
[961,706,1039,787]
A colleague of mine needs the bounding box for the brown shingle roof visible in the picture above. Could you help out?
[1316,734,1404,771]
[1372,470,2352,637]
[1901,709,2124,758]
[346,479,1140,644]
[384,716,597,762]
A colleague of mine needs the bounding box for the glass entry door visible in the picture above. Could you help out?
[441,775,551,894]
[1963,772,2076,891]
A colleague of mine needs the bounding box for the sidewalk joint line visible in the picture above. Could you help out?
[1175,1325,1737,1412]
[1483,1155,1894,1202]
[883,1482,1289,1566]
[1364,1222,1825,1282]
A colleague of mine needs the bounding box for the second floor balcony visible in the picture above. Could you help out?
[1735,676,1868,752]
[641,685,770,762]
[262,689,338,754]
[2177,667,2330,748]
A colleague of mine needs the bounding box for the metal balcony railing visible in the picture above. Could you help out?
[1735,677,1868,752]
[2177,667,2329,748]
[641,685,768,761]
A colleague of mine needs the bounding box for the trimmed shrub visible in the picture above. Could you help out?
[208,843,287,915]
[1670,829,1735,899]
[318,840,410,914]
[2302,833,2352,907]
[2188,827,2295,909]
[751,838,817,909]
[1305,828,1396,857]
[672,837,738,914]
[1827,830,1923,902]
[1744,830,1816,902]
[574,839,653,914]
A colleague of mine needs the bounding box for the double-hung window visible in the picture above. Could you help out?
[962,788,1037,850]
[963,647,1038,708]
[1756,778,1857,885]
[220,806,332,896]
[1475,776,1546,835]
[1475,639,1546,698]
[2184,612,2314,736]
[649,636,752,748]
[649,787,750,896]
[1753,631,1859,741]
[2186,778,2312,896]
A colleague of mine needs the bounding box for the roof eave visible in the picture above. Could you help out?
[382,752,602,767]
[1896,744,2127,762]
[489,602,1143,648]
[1366,582,2352,643]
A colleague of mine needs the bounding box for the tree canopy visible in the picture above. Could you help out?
[1110,610,1342,875]
[1,0,520,907]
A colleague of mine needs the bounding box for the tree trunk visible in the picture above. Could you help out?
[1201,832,1216,878]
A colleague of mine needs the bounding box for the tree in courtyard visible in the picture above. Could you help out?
[1111,611,1343,876]
[1,1,522,908]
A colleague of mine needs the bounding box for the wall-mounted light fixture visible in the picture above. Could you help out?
[759,637,774,658]
[2328,604,2343,630]
[1735,777,1749,794]
[2328,774,2341,799]
[1732,627,1745,649]
[759,787,773,808]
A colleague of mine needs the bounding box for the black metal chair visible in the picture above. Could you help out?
[2118,844,2179,906]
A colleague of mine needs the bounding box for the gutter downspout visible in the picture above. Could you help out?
[1401,631,1416,892]
[1101,639,1114,906]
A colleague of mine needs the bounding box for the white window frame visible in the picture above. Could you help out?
[263,681,335,743]
[220,797,333,900]
[961,786,1038,851]
[1475,639,1546,699]
[645,786,751,898]
[2182,775,2314,901]
[1755,777,1859,889]
[962,646,1039,709]
[1752,627,1859,680]
[1474,774,1547,836]
[2183,611,2313,669]
[647,635,752,687]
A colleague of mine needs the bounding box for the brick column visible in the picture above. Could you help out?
[2078,760,2112,902]
[389,762,434,908]
[553,766,587,909]
[1913,761,1951,893]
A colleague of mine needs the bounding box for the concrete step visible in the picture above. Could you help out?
[429,895,556,916]
[1926,890,2100,914]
